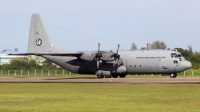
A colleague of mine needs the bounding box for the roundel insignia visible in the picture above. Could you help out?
[35,38,42,46]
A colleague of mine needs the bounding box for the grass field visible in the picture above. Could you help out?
[0,83,200,112]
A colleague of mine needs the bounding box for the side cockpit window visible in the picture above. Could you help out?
[171,53,176,58]
[175,54,182,58]
[172,53,185,61]
[176,54,184,61]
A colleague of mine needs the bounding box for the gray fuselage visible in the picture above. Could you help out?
[43,50,192,75]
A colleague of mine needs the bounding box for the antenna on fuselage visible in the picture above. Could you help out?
[171,49,177,52]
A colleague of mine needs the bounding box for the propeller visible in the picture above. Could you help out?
[112,44,120,67]
[95,43,102,68]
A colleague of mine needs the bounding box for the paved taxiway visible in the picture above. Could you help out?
[0,77,200,84]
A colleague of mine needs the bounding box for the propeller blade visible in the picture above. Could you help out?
[97,60,100,68]
[117,44,120,53]
[113,60,116,67]
[98,43,100,53]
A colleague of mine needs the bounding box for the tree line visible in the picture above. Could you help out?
[0,58,62,70]
[130,40,168,50]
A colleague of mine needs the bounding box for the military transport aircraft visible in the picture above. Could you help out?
[10,13,192,78]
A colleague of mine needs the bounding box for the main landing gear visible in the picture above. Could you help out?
[170,73,177,78]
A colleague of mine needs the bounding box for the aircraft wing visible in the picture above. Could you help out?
[8,52,83,57]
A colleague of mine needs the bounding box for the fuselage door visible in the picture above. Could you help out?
[157,57,171,73]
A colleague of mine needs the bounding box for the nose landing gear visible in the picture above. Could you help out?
[170,73,177,78]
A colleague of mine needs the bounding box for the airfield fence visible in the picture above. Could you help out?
[0,70,78,76]
[0,69,200,77]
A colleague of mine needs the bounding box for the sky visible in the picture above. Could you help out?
[1,0,200,52]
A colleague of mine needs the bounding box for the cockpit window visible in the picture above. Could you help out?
[171,53,176,58]
[175,53,185,61]
[175,54,183,58]
[171,53,185,61]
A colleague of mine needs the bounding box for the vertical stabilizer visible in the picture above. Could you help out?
[28,13,64,53]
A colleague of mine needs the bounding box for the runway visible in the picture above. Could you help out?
[0,77,200,84]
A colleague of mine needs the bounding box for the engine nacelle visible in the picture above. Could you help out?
[79,52,96,61]
[96,66,127,76]
[96,70,111,76]
[80,52,115,62]
[100,52,114,61]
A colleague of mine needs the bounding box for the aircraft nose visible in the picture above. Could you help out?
[185,61,192,69]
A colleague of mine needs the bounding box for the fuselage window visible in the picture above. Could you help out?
[173,60,178,64]
[135,65,136,67]
[140,65,141,67]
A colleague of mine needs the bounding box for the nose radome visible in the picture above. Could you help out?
[179,61,192,72]
[187,61,192,69]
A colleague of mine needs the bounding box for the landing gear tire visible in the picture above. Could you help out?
[119,74,126,78]
[112,74,118,78]
[105,75,112,78]
[170,73,177,78]
[97,75,104,78]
